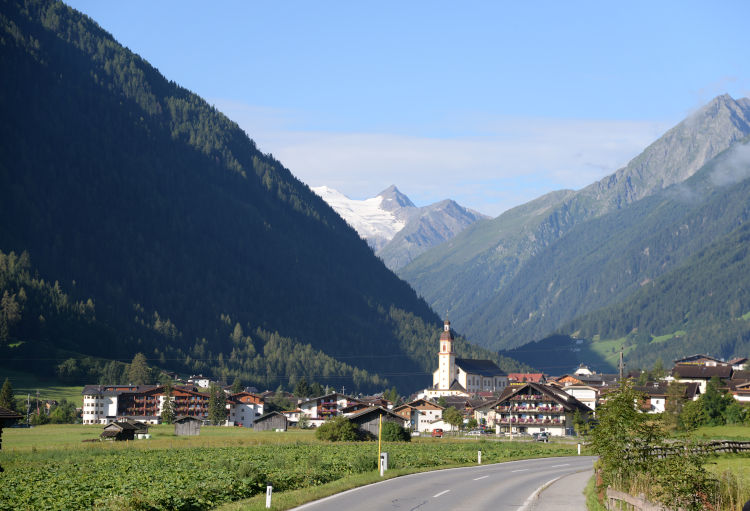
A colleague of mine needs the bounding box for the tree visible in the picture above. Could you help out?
[383,387,401,406]
[231,376,243,394]
[589,380,664,490]
[100,360,123,385]
[680,399,705,431]
[0,290,21,342]
[664,380,686,430]
[442,406,463,432]
[700,376,732,426]
[208,383,227,425]
[310,382,323,397]
[0,378,16,411]
[466,417,478,430]
[127,353,150,385]
[437,396,447,408]
[161,380,175,424]
[48,399,77,424]
[294,378,311,398]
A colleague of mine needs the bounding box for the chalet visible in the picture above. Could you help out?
[476,383,591,437]
[557,384,598,411]
[393,399,444,432]
[253,411,288,431]
[729,381,750,403]
[671,364,732,394]
[347,406,407,437]
[227,392,264,428]
[281,409,301,426]
[424,320,508,399]
[174,415,202,436]
[299,393,362,426]
[633,381,701,413]
[728,357,748,371]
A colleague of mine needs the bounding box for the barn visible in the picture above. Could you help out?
[253,411,287,431]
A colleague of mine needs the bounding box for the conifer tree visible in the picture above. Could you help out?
[208,383,226,425]
[161,380,175,424]
[127,353,150,385]
[0,377,15,411]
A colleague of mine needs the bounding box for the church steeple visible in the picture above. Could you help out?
[437,319,455,389]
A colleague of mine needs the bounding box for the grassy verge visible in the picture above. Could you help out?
[690,424,750,441]
[585,473,607,511]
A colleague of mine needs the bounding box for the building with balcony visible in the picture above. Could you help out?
[474,382,590,437]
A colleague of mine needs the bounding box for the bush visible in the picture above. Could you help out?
[315,416,360,441]
[380,421,411,442]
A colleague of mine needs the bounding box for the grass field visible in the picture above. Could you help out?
[0,365,84,407]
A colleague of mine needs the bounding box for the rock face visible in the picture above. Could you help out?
[312,185,487,270]
[399,94,750,349]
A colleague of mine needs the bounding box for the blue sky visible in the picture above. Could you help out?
[66,1,750,216]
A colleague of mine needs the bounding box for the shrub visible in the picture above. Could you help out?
[380,421,411,442]
[314,416,360,441]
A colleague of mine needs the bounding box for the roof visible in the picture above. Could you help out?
[174,415,203,423]
[455,358,506,377]
[672,365,733,379]
[103,421,139,432]
[346,406,404,423]
[0,406,22,421]
[448,380,467,392]
[507,373,545,383]
[253,411,287,424]
[496,383,591,413]
[674,354,724,364]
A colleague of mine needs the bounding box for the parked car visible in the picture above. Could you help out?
[431,428,443,438]
[466,429,482,436]
[533,432,550,442]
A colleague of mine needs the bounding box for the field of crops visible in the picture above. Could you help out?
[0,439,577,510]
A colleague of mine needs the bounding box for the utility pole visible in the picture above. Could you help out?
[619,348,624,380]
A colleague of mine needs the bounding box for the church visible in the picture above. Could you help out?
[422,320,508,399]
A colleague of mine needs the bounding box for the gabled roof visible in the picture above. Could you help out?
[455,358,506,377]
[448,380,467,392]
[403,398,443,410]
[174,415,202,423]
[507,373,545,383]
[672,365,732,379]
[254,411,287,423]
[346,406,404,423]
[495,383,591,413]
[674,354,724,364]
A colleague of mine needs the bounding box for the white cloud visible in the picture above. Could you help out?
[212,99,672,216]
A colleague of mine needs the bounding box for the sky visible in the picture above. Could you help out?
[65,1,750,216]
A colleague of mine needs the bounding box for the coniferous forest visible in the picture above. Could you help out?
[0,0,526,392]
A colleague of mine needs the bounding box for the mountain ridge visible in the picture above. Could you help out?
[399,94,750,350]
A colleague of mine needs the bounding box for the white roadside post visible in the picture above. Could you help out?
[478,450,482,464]
[266,485,272,508]
[577,443,581,455]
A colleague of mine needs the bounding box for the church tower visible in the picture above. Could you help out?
[438,319,455,389]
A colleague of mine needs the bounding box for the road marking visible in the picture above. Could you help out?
[551,464,570,468]
[473,475,489,480]
[518,475,564,511]
[511,469,529,472]
[433,490,451,498]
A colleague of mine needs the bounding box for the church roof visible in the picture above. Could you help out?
[449,380,467,391]
[455,358,506,377]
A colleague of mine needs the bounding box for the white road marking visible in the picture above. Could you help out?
[511,469,529,472]
[551,464,570,468]
[473,475,489,481]
[433,490,451,498]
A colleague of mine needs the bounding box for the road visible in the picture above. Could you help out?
[292,455,596,511]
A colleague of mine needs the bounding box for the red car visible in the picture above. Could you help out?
[431,428,444,438]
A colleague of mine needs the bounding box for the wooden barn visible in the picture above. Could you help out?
[348,406,406,437]
[253,411,287,431]
[100,421,138,441]
[174,415,202,436]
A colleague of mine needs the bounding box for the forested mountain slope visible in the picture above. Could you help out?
[475,139,750,350]
[0,0,514,391]
[401,95,750,349]
[563,218,750,369]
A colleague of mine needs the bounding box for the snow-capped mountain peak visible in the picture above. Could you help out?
[312,186,409,251]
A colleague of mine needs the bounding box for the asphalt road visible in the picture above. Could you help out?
[292,455,596,511]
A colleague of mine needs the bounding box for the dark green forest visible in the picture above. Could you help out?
[0,0,523,392]
[562,220,750,368]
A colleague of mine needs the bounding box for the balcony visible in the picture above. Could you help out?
[498,417,565,425]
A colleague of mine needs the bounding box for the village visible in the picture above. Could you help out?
[67,321,750,441]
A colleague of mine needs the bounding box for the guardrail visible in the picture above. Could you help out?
[605,488,668,511]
